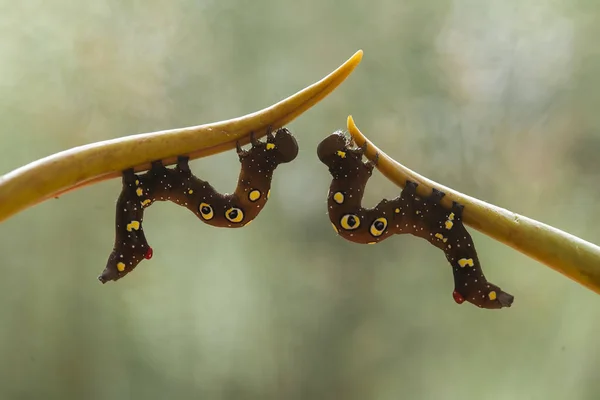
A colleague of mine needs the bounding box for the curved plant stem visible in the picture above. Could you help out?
[0,50,363,223]
[347,115,600,295]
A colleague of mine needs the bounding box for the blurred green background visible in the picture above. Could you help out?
[2,0,600,399]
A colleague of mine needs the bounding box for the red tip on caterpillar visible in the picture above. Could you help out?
[452,290,465,304]
[144,247,153,260]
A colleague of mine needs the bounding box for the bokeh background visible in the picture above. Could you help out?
[2,0,600,399]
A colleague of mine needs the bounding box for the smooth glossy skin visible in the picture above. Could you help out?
[318,131,513,309]
[347,115,600,298]
[99,127,299,283]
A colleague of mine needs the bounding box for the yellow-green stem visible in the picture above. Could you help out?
[347,115,600,295]
[0,50,363,223]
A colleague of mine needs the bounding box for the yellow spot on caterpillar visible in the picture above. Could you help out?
[445,220,454,230]
[449,212,455,221]
[333,192,344,204]
[488,291,497,301]
[336,150,346,158]
[267,190,271,199]
[135,180,139,185]
[126,221,140,232]
[188,189,193,194]
[117,262,126,272]
[244,220,253,227]
[434,234,449,243]
[368,241,376,245]
[136,187,143,197]
[266,143,276,150]
[395,208,400,213]
[416,210,421,215]
[249,190,261,202]
[458,258,474,268]
[141,199,151,206]
[331,223,339,234]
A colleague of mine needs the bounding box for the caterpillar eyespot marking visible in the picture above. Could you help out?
[340,214,360,230]
[369,217,387,237]
[225,207,244,223]
[99,127,299,284]
[317,131,514,310]
[199,203,214,220]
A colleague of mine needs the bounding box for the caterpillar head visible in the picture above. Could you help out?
[317,131,372,181]
[268,127,299,164]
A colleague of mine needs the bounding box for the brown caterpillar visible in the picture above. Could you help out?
[99,127,299,283]
[317,131,513,309]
